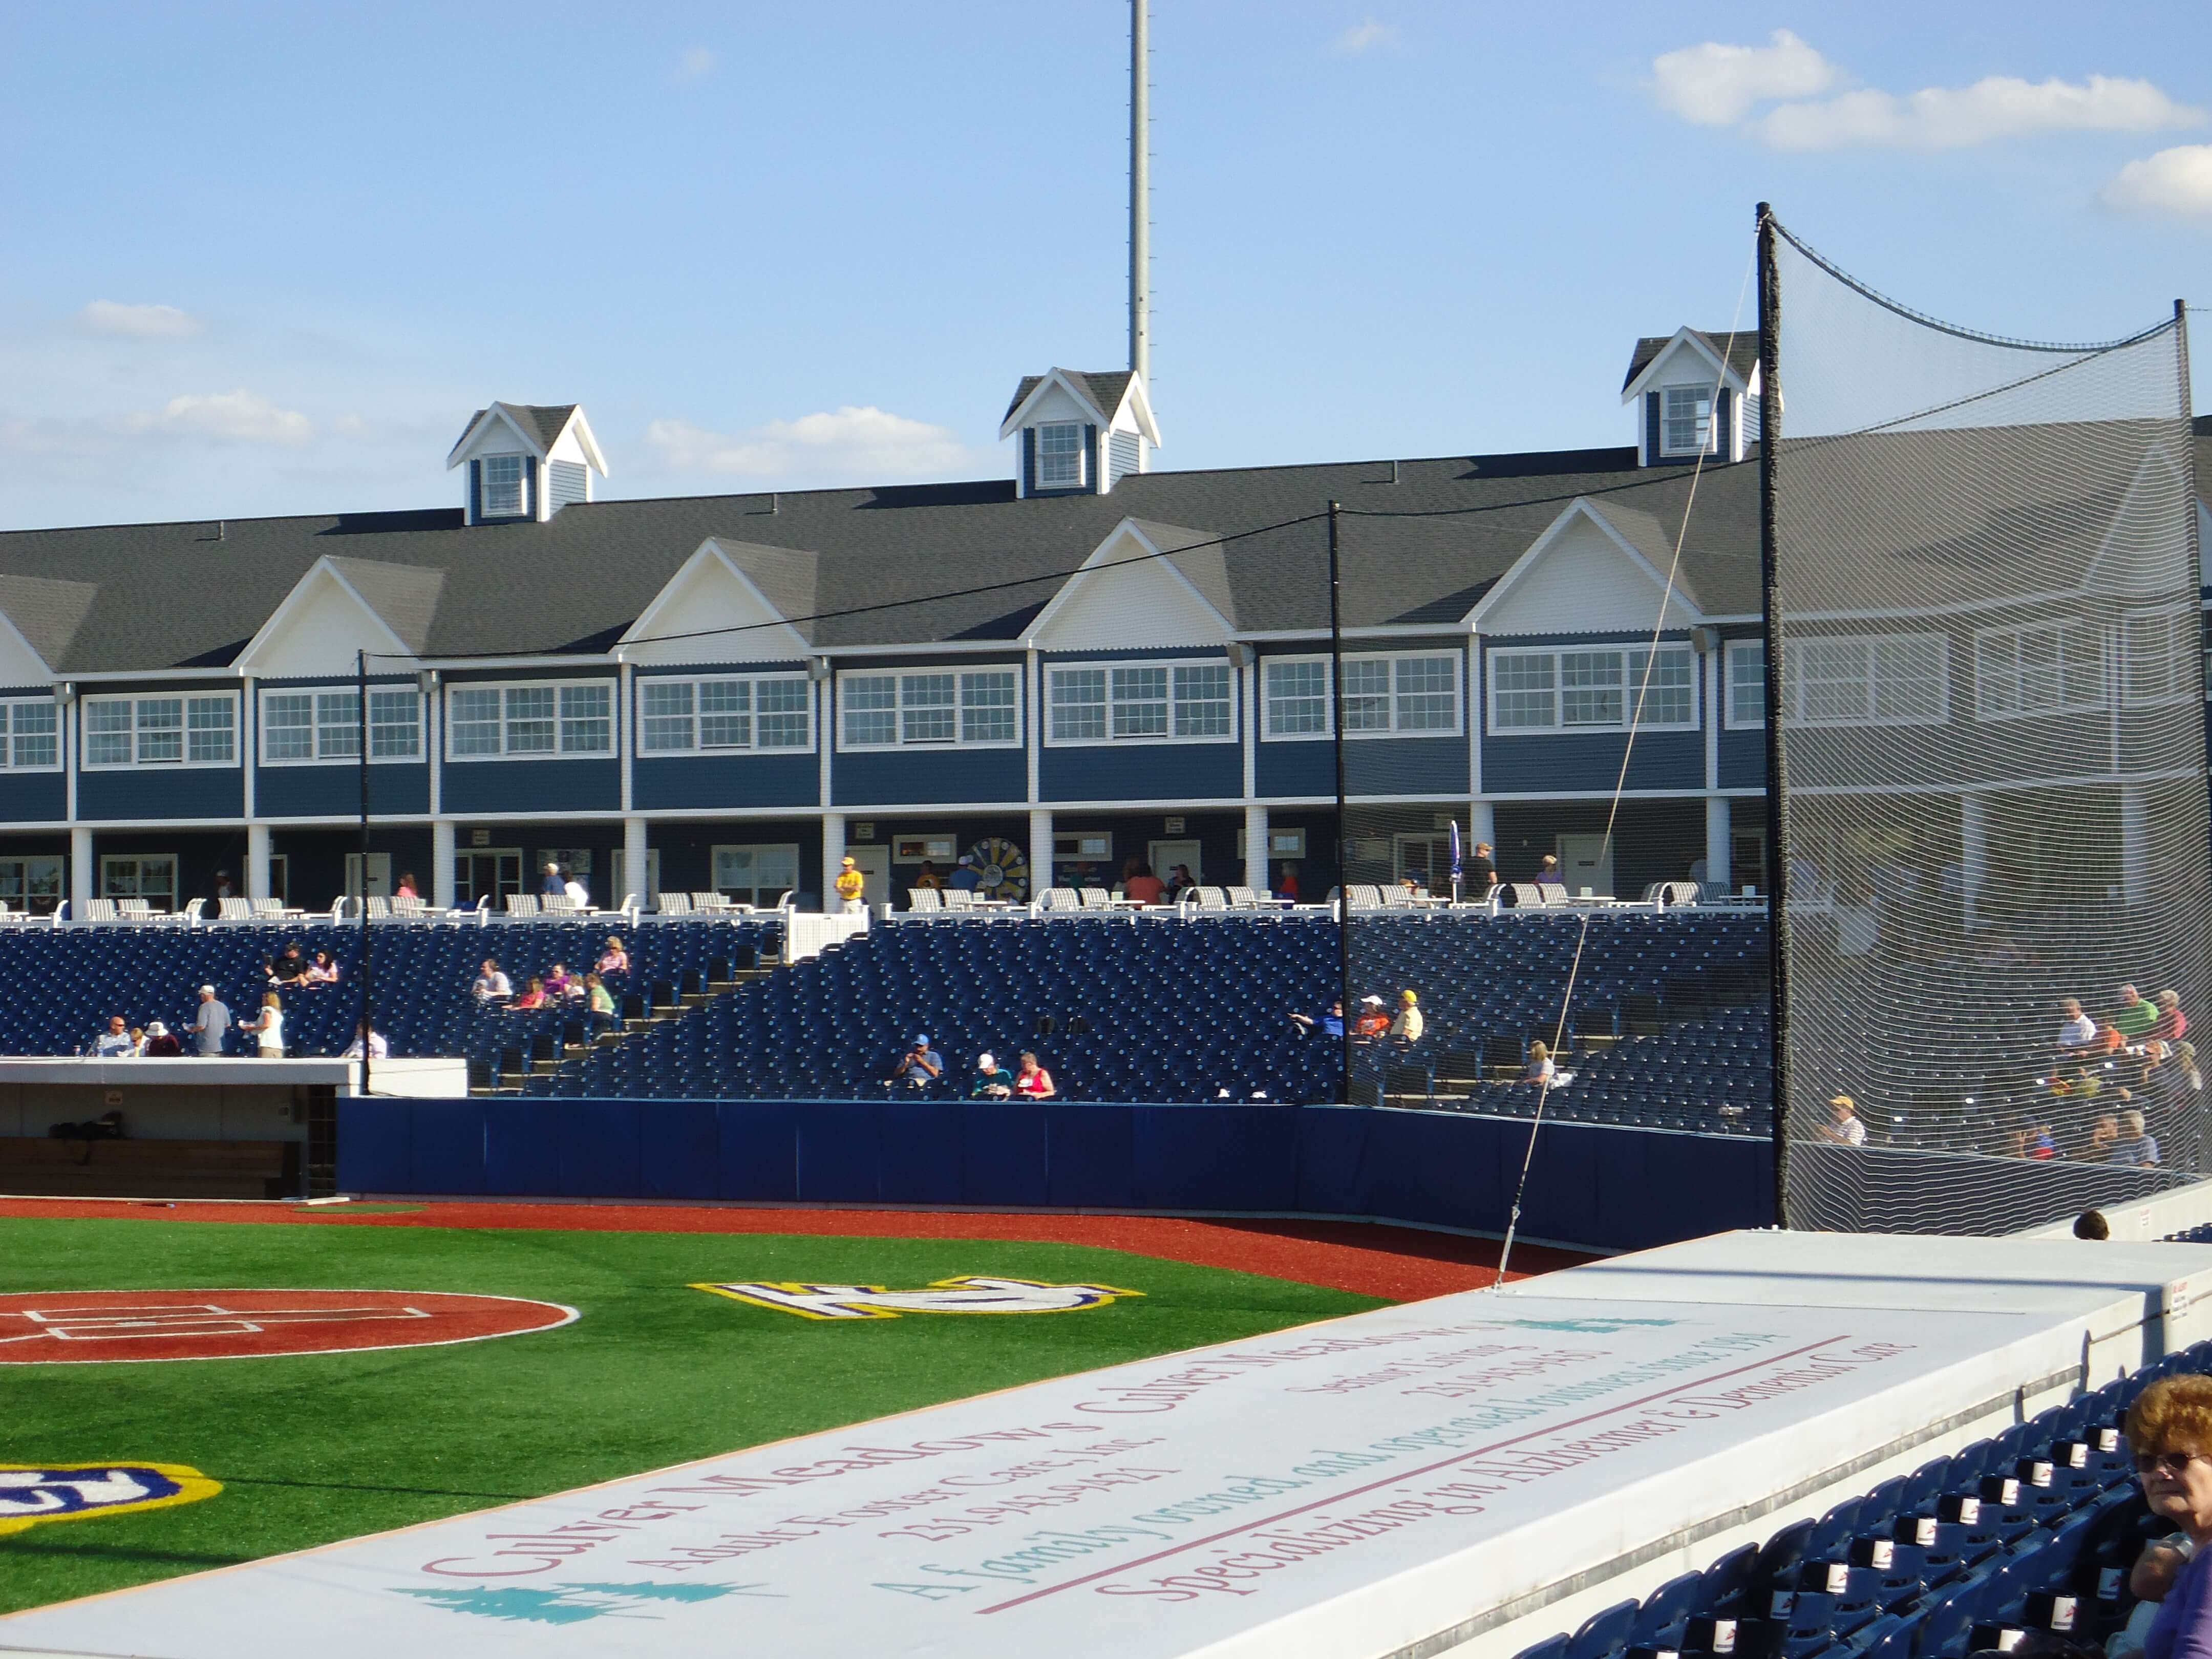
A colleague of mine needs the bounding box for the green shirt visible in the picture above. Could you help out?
[971,1068,1015,1097]
[2112,998,2159,1038]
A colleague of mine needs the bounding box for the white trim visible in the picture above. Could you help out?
[1971,618,2107,725]
[1020,518,1235,650]
[1467,498,1705,630]
[2121,604,2198,710]
[634,671,816,756]
[98,850,179,909]
[1657,384,1720,458]
[0,696,62,773]
[1724,639,1767,731]
[1619,328,1749,406]
[1043,656,1240,748]
[78,691,239,770]
[1260,650,1467,742]
[1483,644,1698,736]
[997,368,1162,446]
[235,556,417,678]
[1779,631,1950,730]
[256,686,424,767]
[1033,421,1088,492]
[442,678,618,762]
[833,666,1023,753]
[614,539,814,662]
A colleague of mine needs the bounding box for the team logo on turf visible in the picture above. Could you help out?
[693,1275,1142,1320]
[0,1463,221,1536]
[0,1289,578,1364]
[396,1582,774,1625]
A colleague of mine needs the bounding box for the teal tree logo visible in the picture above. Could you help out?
[396,1581,773,1625]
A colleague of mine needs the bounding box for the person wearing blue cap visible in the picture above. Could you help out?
[890,1032,942,1089]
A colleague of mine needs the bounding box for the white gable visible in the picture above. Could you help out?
[1026,525,1230,652]
[0,614,51,688]
[238,565,412,678]
[1020,382,1097,429]
[1622,332,1748,405]
[1475,513,1699,636]
[618,542,809,666]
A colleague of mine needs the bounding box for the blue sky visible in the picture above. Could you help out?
[4,1,2210,529]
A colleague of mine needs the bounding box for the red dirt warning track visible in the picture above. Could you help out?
[0,1287,576,1364]
[0,1199,1590,1302]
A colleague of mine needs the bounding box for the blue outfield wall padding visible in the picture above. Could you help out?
[337,1098,1774,1252]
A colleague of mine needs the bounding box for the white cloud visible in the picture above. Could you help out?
[131,391,313,445]
[1334,20,1394,54]
[2103,143,2212,220]
[75,300,203,340]
[1651,30,1838,125]
[1759,74,2201,151]
[646,406,976,482]
[676,47,712,80]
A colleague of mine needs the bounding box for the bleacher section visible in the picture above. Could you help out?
[1511,1345,2204,1659]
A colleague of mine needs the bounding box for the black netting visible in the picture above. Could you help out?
[1769,220,2209,1232]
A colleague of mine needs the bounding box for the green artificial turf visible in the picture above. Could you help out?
[0,1218,1381,1614]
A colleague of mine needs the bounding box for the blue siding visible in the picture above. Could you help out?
[440,758,620,816]
[1256,736,1469,799]
[78,767,243,821]
[257,764,430,818]
[634,753,819,811]
[1717,725,1766,790]
[1041,742,1239,802]
[1482,729,1704,793]
[0,773,65,823]
[833,747,1024,806]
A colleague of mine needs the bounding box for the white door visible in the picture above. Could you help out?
[1556,834,1614,898]
[609,848,661,903]
[1148,839,1202,884]
[847,846,891,908]
[344,852,392,899]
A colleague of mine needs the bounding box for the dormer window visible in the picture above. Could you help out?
[482,454,528,518]
[1662,388,1713,456]
[1036,422,1085,490]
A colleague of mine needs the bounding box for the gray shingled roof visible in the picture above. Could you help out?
[1622,331,1761,393]
[1002,371,1136,426]
[446,402,579,461]
[0,575,98,670]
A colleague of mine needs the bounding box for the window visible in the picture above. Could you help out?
[837,669,1020,750]
[1975,620,2103,721]
[2123,608,2196,707]
[0,700,58,770]
[1045,660,1235,745]
[445,682,616,759]
[639,674,813,753]
[711,843,798,908]
[1779,634,1947,727]
[1035,422,1084,490]
[1264,659,1330,737]
[1662,387,1713,455]
[370,689,420,758]
[1487,648,1695,733]
[101,855,177,911]
[1264,653,1462,739]
[1726,640,1767,728]
[263,689,420,763]
[82,693,237,767]
[0,856,62,914]
[481,454,527,518]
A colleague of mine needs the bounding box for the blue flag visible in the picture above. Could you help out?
[1449,820,1462,882]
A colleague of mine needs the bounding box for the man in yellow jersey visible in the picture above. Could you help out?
[834,856,866,915]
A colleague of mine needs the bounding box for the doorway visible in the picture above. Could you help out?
[344,852,392,899]
[1556,834,1615,899]
[845,846,891,909]
[455,848,522,907]
[1147,839,1201,885]
[1393,833,1455,895]
[609,848,661,904]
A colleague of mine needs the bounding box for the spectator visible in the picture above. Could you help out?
[473,958,513,1001]
[2024,1120,2059,1160]
[303,950,339,987]
[2116,984,2161,1044]
[913,860,946,892]
[1534,855,1564,888]
[2087,1114,2121,1160]
[1526,1040,1556,1083]
[544,962,578,998]
[1467,841,1498,892]
[511,976,550,1011]
[394,871,419,900]
[212,869,236,902]
[192,985,230,1056]
[341,1023,388,1060]
[2157,990,2189,1045]
[2112,1534,2194,1658]
[562,868,590,909]
[971,1052,1015,1098]
[890,1033,942,1089]
[1275,862,1301,903]
[1123,863,1165,905]
[239,993,285,1058]
[1388,990,1424,1043]
[2057,998,2097,1051]
[595,937,630,978]
[541,862,565,897]
[2123,1374,2212,1659]
[1352,996,1390,1039]
[1289,1000,1345,1038]
[91,1015,134,1057]
[141,1020,182,1058]
[1816,1094,1867,1146]
[128,1025,147,1055]
[268,945,307,985]
[834,856,866,916]
[583,972,618,1034]
[2114,1109,2162,1168]
[1165,864,1196,899]
[1013,1051,1057,1099]
[2075,1210,2113,1241]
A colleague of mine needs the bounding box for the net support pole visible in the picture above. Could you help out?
[1756,203,1791,1228]
[356,648,373,1100]
[1329,500,1356,1104]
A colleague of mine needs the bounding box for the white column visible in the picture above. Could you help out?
[623,815,649,905]
[247,823,272,902]
[1705,796,1731,891]
[432,819,457,911]
[1244,803,1268,892]
[1960,793,1986,930]
[820,812,845,914]
[2121,784,2149,906]
[69,824,92,914]
[1029,807,1053,897]
[1470,799,1496,848]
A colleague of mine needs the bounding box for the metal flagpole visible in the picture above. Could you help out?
[1756,203,1790,1229]
[1328,501,1355,1104]
[356,648,373,1099]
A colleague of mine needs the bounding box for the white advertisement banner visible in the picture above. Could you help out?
[0,1291,2068,1659]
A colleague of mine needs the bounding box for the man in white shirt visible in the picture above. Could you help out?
[562,869,590,910]
[473,958,513,1001]
[92,1015,135,1057]
[192,986,230,1055]
[2057,997,2097,1050]
[1815,1094,1868,1146]
[342,1023,389,1060]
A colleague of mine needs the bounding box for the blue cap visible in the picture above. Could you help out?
[915,1033,929,1044]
